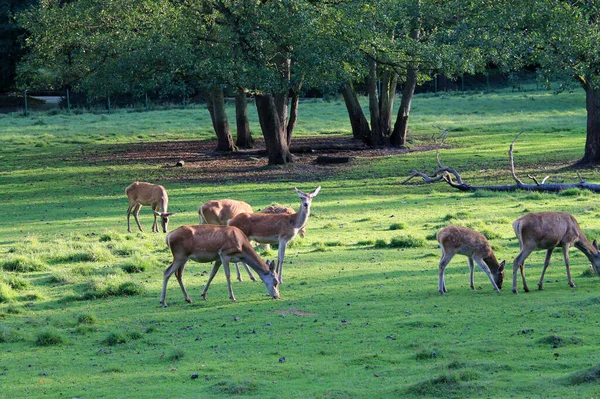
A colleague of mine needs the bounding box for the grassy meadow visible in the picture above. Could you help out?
[2,88,600,398]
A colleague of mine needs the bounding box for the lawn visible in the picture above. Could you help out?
[1,88,600,398]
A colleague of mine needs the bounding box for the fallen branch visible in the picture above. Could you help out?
[402,132,600,193]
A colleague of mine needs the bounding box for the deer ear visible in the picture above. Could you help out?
[499,260,506,271]
[594,239,598,251]
[268,260,276,273]
[310,186,321,197]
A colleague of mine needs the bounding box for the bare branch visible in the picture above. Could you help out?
[509,131,525,186]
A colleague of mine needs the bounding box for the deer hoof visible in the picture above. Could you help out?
[185,298,193,304]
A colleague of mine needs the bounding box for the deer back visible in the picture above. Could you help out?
[126,182,168,210]
[437,225,494,258]
[513,212,586,250]
[200,199,253,225]
[228,212,297,241]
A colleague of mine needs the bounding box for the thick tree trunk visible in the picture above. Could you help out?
[235,89,254,149]
[341,82,371,141]
[368,59,382,146]
[579,84,600,165]
[255,94,293,165]
[208,86,236,152]
[379,70,398,138]
[390,25,420,147]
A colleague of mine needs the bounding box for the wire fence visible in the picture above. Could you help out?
[1,69,545,116]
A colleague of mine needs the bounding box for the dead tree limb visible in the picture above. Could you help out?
[402,132,600,193]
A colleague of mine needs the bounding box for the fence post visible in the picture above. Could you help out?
[23,89,28,116]
[107,97,111,114]
[145,93,149,112]
[66,89,71,113]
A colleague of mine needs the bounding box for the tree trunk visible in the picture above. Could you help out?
[287,89,299,146]
[235,89,254,149]
[255,94,293,164]
[390,26,420,147]
[341,82,371,141]
[368,59,382,146]
[379,70,398,139]
[208,86,236,152]
[579,83,600,165]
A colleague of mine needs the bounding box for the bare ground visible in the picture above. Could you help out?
[90,135,433,183]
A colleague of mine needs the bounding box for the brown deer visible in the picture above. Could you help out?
[199,199,253,225]
[160,224,280,307]
[229,186,321,283]
[512,212,600,294]
[437,225,505,294]
[198,199,256,282]
[261,205,306,238]
[125,182,174,233]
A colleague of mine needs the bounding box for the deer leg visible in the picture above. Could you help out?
[201,259,222,300]
[276,239,289,284]
[468,257,476,290]
[222,259,236,302]
[537,248,554,290]
[243,263,257,282]
[151,204,159,233]
[562,245,576,288]
[473,257,501,293]
[438,252,454,294]
[174,266,191,304]
[512,248,533,294]
[160,258,187,307]
[133,204,144,232]
[127,204,136,233]
[235,263,244,282]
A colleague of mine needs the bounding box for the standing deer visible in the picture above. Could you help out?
[229,186,321,283]
[160,224,280,307]
[125,182,174,233]
[437,225,505,294]
[199,199,256,282]
[512,212,600,294]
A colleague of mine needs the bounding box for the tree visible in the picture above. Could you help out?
[325,0,486,147]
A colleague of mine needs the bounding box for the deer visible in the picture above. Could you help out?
[437,225,505,294]
[125,182,174,233]
[198,199,256,282]
[512,212,600,294]
[160,224,280,307]
[228,186,321,284]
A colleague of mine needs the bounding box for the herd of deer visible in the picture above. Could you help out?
[125,181,600,307]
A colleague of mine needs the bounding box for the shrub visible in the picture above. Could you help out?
[77,313,97,325]
[373,239,388,249]
[389,235,427,248]
[564,363,600,385]
[211,380,259,395]
[2,255,47,272]
[559,188,581,197]
[82,278,146,300]
[1,274,29,290]
[389,222,408,231]
[104,332,128,346]
[0,283,15,303]
[35,329,65,346]
[166,348,185,361]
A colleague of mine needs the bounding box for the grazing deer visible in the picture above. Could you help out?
[437,225,505,294]
[125,182,174,233]
[229,186,321,283]
[160,224,280,307]
[198,199,256,282]
[512,212,600,294]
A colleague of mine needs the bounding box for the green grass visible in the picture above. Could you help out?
[2,88,600,398]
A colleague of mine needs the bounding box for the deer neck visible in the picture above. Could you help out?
[293,204,311,229]
[575,238,596,259]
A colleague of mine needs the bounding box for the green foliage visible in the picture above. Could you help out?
[564,364,600,385]
[389,235,427,248]
[2,255,47,272]
[389,222,408,230]
[0,283,15,303]
[35,329,65,346]
[77,313,97,325]
[211,380,259,395]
